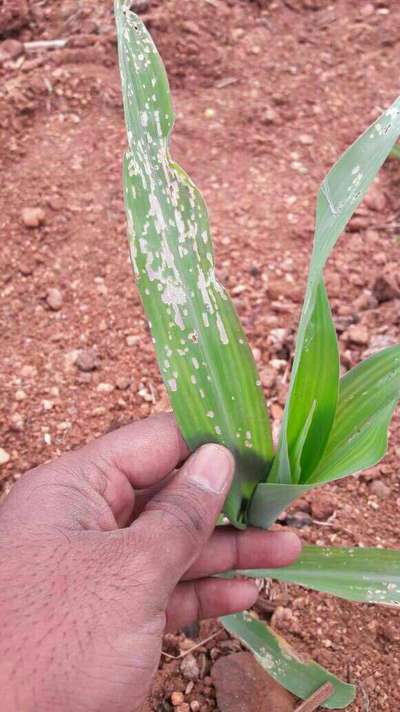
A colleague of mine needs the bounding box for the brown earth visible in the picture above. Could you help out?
[1,0,400,710]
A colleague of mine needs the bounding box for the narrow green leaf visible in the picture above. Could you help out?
[248,482,313,529]
[115,2,273,526]
[273,98,400,485]
[228,545,400,605]
[221,613,356,709]
[285,281,339,482]
[309,345,400,484]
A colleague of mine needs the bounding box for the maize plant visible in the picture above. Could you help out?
[115,1,400,707]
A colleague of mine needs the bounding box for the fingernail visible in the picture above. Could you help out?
[188,444,234,494]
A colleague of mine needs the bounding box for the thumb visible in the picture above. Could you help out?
[133,444,234,591]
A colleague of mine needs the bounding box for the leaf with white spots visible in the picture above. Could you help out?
[224,545,400,606]
[221,613,355,709]
[115,1,273,526]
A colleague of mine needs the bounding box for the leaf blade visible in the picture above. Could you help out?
[309,345,400,484]
[228,544,400,605]
[115,2,273,525]
[221,613,356,709]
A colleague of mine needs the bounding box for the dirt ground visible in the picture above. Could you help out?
[1,0,400,710]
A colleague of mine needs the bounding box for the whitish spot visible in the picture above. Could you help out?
[192,357,199,369]
[207,411,215,418]
[216,313,229,344]
[168,379,177,391]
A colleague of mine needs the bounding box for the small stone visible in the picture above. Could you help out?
[259,366,276,389]
[116,376,131,390]
[310,494,335,521]
[46,288,63,311]
[126,335,140,347]
[76,371,92,384]
[190,703,200,712]
[171,692,185,707]
[75,348,98,372]
[212,652,296,712]
[180,653,200,681]
[360,2,374,17]
[346,324,369,346]
[9,414,24,432]
[348,215,369,232]
[364,185,387,212]
[42,400,54,411]
[372,274,400,303]
[130,0,149,12]
[182,20,200,35]
[97,382,114,394]
[285,511,312,528]
[21,365,37,379]
[261,108,278,125]
[298,133,314,145]
[15,389,27,401]
[0,448,10,466]
[369,480,391,498]
[21,207,46,228]
[0,38,24,61]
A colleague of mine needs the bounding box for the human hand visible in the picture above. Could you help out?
[0,413,301,712]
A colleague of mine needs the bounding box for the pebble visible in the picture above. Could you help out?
[364,185,387,212]
[346,324,369,346]
[259,366,276,389]
[0,38,24,61]
[298,133,314,145]
[126,335,140,347]
[42,400,54,411]
[116,376,131,390]
[21,207,46,228]
[171,691,185,706]
[0,448,10,466]
[285,511,312,528]
[21,365,37,379]
[76,371,92,384]
[10,414,24,432]
[130,0,149,12]
[261,108,278,125]
[360,2,374,16]
[310,494,335,521]
[369,480,391,498]
[190,703,200,712]
[372,274,400,303]
[76,348,98,372]
[212,652,296,712]
[180,653,200,681]
[97,382,114,394]
[46,288,63,311]
[15,389,27,401]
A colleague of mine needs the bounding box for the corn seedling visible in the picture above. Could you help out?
[115,2,400,707]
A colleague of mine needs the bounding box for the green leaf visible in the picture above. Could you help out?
[248,482,313,529]
[227,544,400,605]
[115,2,273,526]
[309,345,400,484]
[249,345,400,527]
[221,613,356,709]
[273,98,400,486]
